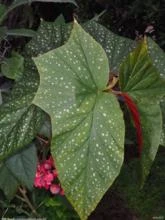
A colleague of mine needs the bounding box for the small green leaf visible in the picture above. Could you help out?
[33,21,125,219]
[1,51,24,80]
[0,163,18,200]
[0,144,37,199]
[119,39,165,183]
[0,3,7,19]
[5,144,37,190]
[7,28,36,38]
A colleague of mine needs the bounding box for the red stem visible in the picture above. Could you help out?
[119,93,143,157]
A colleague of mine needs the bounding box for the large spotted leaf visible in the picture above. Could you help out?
[33,21,125,220]
[147,38,165,146]
[119,39,165,183]
[0,59,45,161]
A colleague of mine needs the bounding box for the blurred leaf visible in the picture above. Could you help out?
[0,26,7,42]
[7,28,36,38]
[33,21,125,220]
[5,144,37,190]
[0,3,6,19]
[0,144,37,199]
[0,163,18,200]
[119,39,165,183]
[1,51,24,80]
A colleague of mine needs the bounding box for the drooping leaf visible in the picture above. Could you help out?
[7,28,36,38]
[33,21,125,220]
[119,39,165,183]
[1,51,24,80]
[84,20,135,72]
[147,38,165,146]
[5,143,38,190]
[0,163,18,200]
[0,144,37,199]
[0,3,6,19]
[138,102,162,181]
[0,59,45,161]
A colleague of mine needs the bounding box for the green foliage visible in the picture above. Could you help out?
[116,148,165,219]
[0,144,37,199]
[1,51,24,80]
[40,196,79,219]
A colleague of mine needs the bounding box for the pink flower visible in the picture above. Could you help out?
[50,184,61,194]
[43,173,54,185]
[34,155,64,196]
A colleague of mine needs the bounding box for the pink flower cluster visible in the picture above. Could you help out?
[34,156,64,195]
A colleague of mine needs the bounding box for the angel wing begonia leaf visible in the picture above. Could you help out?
[0,59,45,161]
[84,20,135,72]
[119,39,165,183]
[25,17,72,57]
[33,21,125,220]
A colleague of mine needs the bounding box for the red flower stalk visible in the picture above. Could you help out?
[119,93,143,157]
